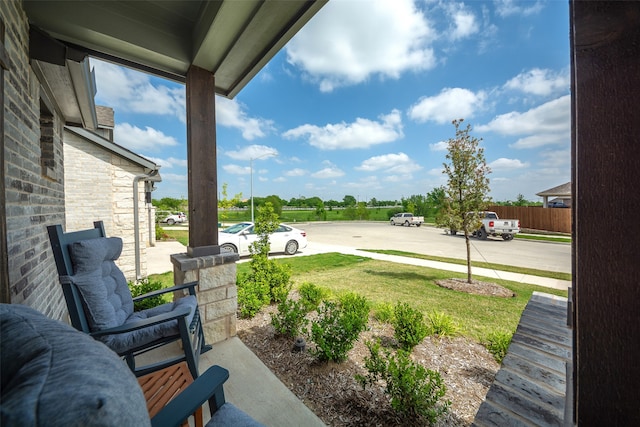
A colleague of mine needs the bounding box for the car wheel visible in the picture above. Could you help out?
[220,243,237,254]
[502,233,514,241]
[416,223,421,227]
[284,240,298,255]
[477,228,488,240]
[167,219,175,225]
[404,221,410,227]
[450,229,457,236]
[390,220,394,226]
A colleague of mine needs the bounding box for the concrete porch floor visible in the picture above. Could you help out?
[139,337,325,427]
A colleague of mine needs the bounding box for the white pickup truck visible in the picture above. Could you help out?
[390,212,424,227]
[450,211,520,241]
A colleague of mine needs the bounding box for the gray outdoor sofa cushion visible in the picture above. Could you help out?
[0,304,150,427]
[68,237,196,354]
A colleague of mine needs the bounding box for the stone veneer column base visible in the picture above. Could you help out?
[170,252,239,345]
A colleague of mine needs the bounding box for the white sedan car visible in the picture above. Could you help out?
[218,222,307,256]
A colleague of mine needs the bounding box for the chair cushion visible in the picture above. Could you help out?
[0,304,151,427]
[69,237,134,331]
[105,295,197,354]
[207,403,266,427]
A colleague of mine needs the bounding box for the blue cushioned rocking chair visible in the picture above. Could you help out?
[47,221,210,378]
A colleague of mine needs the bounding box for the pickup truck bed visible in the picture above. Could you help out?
[449,211,520,241]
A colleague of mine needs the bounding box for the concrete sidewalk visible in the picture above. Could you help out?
[147,240,570,291]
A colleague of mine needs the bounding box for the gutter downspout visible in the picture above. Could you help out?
[133,170,161,280]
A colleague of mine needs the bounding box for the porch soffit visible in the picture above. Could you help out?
[23,0,327,98]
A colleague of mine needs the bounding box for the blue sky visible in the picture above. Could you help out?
[92,0,570,204]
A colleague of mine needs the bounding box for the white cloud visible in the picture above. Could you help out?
[408,88,486,124]
[222,164,251,175]
[477,95,570,138]
[159,172,187,183]
[494,0,545,17]
[509,132,568,149]
[283,110,403,150]
[114,123,179,151]
[92,60,186,122]
[311,162,345,178]
[224,145,278,161]
[504,68,569,96]
[355,152,421,175]
[428,167,445,176]
[144,156,187,169]
[286,0,437,92]
[445,2,480,41]
[539,149,571,168]
[285,168,308,177]
[489,158,529,170]
[430,141,448,151]
[215,97,275,140]
[93,59,273,139]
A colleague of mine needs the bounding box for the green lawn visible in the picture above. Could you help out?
[153,230,568,342]
[237,253,566,341]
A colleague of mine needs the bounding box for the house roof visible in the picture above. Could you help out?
[536,182,572,197]
[23,0,327,99]
[65,126,160,174]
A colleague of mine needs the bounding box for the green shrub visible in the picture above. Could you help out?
[337,291,370,324]
[298,282,329,312]
[392,302,429,351]
[427,310,460,338]
[271,298,309,338]
[356,340,450,423]
[373,302,395,323]
[238,253,292,318]
[128,279,166,311]
[483,329,513,363]
[237,273,270,318]
[310,293,369,362]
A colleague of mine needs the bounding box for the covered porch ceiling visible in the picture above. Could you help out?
[23,0,327,98]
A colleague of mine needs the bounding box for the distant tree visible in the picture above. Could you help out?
[401,195,428,216]
[343,195,357,207]
[305,196,323,208]
[263,195,283,216]
[369,197,378,207]
[315,200,327,220]
[441,119,491,283]
[514,194,527,206]
[426,186,447,221]
[153,197,186,212]
[288,197,303,207]
[218,183,243,221]
[355,202,370,220]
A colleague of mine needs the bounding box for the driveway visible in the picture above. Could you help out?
[293,222,571,274]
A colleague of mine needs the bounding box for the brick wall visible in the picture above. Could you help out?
[1,1,67,319]
[63,131,152,281]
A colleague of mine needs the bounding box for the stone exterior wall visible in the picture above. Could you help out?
[63,130,151,281]
[1,1,67,319]
[171,253,239,345]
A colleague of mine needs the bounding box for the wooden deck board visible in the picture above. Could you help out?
[474,292,572,427]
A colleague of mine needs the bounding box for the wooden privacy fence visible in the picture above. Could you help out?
[488,206,572,234]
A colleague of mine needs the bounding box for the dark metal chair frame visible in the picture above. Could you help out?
[47,221,210,378]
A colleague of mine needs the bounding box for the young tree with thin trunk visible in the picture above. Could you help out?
[442,119,491,283]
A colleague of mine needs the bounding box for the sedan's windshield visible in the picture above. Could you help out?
[221,222,252,234]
